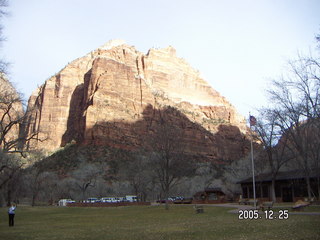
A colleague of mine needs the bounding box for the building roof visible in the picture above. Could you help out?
[238,169,319,184]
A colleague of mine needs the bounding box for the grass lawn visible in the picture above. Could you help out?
[0,205,319,240]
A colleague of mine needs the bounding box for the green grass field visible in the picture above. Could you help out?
[0,205,319,240]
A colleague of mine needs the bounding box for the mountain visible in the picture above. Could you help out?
[23,40,251,162]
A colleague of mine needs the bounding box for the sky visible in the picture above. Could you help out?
[1,0,319,117]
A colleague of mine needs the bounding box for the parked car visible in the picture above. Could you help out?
[100,197,112,203]
[86,197,99,203]
[124,195,138,202]
[100,197,121,203]
[168,196,184,201]
[157,196,184,203]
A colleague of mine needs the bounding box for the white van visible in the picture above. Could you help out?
[58,199,75,206]
[125,195,138,202]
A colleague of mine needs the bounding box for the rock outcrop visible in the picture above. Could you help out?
[23,40,250,161]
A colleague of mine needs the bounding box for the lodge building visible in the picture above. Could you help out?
[238,169,319,202]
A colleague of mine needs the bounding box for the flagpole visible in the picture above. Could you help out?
[249,113,257,209]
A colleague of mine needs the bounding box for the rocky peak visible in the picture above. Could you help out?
[98,39,127,50]
[147,45,177,57]
[23,41,249,161]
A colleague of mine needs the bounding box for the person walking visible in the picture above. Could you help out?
[8,204,16,227]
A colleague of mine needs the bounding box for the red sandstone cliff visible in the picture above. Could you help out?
[23,40,250,161]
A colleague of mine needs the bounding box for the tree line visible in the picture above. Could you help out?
[253,34,320,201]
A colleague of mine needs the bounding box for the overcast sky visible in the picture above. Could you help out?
[1,0,319,117]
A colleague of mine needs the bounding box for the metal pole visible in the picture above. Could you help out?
[250,125,257,209]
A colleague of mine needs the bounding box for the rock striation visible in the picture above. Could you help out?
[23,40,250,161]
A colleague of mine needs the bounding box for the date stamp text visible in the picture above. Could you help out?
[238,209,289,220]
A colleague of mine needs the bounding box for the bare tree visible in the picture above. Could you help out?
[24,168,48,206]
[56,178,76,200]
[267,41,320,199]
[146,110,197,209]
[0,151,23,206]
[0,151,21,188]
[0,0,44,155]
[255,109,293,201]
[0,84,47,155]
[0,80,47,202]
[0,2,23,198]
[0,87,24,152]
[71,163,101,200]
[118,152,156,201]
[39,172,59,205]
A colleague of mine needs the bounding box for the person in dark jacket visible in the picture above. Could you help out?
[8,204,16,227]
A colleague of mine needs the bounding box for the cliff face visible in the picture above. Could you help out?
[24,40,250,161]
